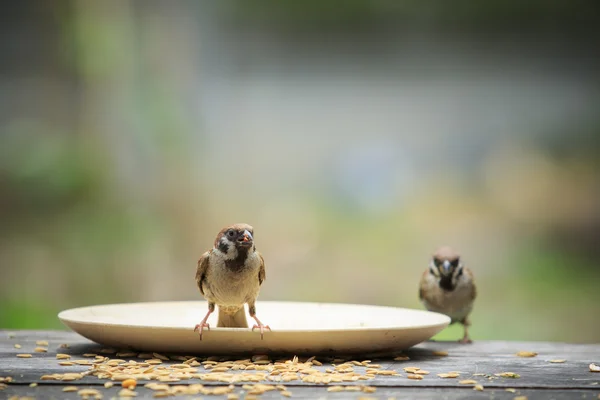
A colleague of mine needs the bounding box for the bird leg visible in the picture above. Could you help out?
[193,303,214,340]
[458,319,472,344]
[249,304,271,339]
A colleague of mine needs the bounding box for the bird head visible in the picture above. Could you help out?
[429,246,464,291]
[214,223,255,258]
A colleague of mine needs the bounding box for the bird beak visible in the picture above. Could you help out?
[238,230,253,245]
[442,260,451,273]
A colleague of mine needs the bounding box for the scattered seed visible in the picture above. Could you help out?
[122,378,137,389]
[62,386,78,392]
[473,384,484,391]
[59,361,74,366]
[35,340,49,346]
[459,380,478,385]
[432,350,448,356]
[0,383,7,390]
[16,354,32,358]
[99,348,116,354]
[497,372,520,378]
[549,359,566,363]
[14,344,21,349]
[516,351,537,358]
[506,388,517,393]
[34,347,47,353]
[414,370,430,375]
[104,381,114,388]
[281,390,292,397]
[56,354,71,360]
[118,388,138,397]
[590,363,600,372]
[78,388,101,397]
[403,367,420,373]
[60,343,69,348]
[152,353,170,361]
[407,374,423,380]
[29,383,37,387]
[513,397,528,400]
[438,373,460,378]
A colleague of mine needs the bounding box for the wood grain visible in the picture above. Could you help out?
[1,330,599,398]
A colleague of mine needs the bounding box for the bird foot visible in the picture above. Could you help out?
[251,319,271,340]
[458,337,472,344]
[193,321,210,340]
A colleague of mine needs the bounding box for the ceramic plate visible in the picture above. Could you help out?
[58,301,450,355]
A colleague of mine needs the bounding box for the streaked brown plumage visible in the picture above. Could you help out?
[194,223,270,339]
[419,246,476,343]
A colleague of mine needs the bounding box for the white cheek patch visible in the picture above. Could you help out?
[429,261,439,277]
[452,263,464,284]
[215,238,238,260]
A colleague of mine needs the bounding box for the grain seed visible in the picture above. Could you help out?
[78,388,101,396]
[16,354,32,358]
[62,386,78,392]
[459,380,478,385]
[35,340,49,346]
[590,363,600,372]
[437,373,459,378]
[118,388,138,397]
[497,372,520,378]
[516,351,537,358]
[122,378,137,389]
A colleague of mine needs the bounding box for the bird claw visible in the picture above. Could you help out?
[193,322,210,340]
[251,323,271,340]
[458,337,472,344]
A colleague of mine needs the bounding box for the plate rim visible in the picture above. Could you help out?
[58,300,451,333]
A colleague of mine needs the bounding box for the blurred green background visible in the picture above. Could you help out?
[1,1,599,343]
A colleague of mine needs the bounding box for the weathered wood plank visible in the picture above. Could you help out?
[1,384,599,400]
[1,330,599,391]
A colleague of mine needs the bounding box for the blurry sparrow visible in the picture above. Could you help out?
[419,246,476,343]
[194,223,270,339]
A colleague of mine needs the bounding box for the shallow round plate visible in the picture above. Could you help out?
[58,301,450,355]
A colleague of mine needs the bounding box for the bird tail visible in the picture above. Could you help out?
[217,306,248,328]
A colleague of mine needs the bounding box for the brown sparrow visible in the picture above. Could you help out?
[419,246,476,343]
[194,223,270,339]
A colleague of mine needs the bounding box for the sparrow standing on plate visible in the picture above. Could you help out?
[419,246,476,343]
[194,223,270,339]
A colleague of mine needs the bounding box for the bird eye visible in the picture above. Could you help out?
[451,259,459,267]
[433,257,440,266]
[227,230,235,237]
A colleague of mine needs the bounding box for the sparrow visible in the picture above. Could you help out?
[194,223,270,339]
[419,246,476,343]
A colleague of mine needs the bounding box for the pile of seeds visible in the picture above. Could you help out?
[4,338,543,399]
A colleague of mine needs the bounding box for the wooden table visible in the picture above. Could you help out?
[1,330,598,399]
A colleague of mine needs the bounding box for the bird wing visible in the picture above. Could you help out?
[418,270,429,301]
[195,251,210,296]
[466,267,477,300]
[258,252,266,285]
